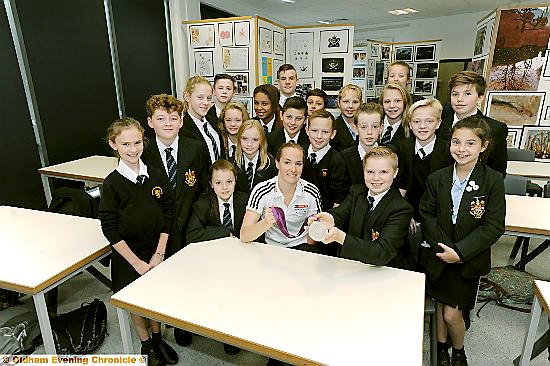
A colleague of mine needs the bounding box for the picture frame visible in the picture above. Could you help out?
[367,59,375,76]
[296,80,315,98]
[289,32,314,79]
[485,92,545,127]
[415,44,436,62]
[218,22,233,47]
[381,45,391,61]
[261,57,273,84]
[321,77,344,91]
[520,126,550,160]
[415,63,439,79]
[352,66,366,79]
[189,24,215,48]
[194,50,214,77]
[234,21,250,46]
[232,97,253,116]
[375,62,385,86]
[259,27,272,54]
[507,128,522,148]
[414,79,434,95]
[474,14,495,59]
[273,31,284,56]
[326,94,339,109]
[353,52,367,63]
[222,47,249,71]
[319,29,349,54]
[272,59,284,80]
[543,50,550,78]
[545,106,550,121]
[226,72,250,96]
[395,46,413,62]
[370,43,380,59]
[322,58,345,73]
[366,77,375,90]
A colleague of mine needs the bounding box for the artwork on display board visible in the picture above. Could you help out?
[545,106,550,121]
[367,59,375,76]
[261,57,273,84]
[375,62,385,86]
[222,47,249,71]
[233,97,253,116]
[367,77,375,91]
[321,77,344,91]
[414,79,434,95]
[415,63,439,78]
[194,51,214,78]
[395,46,413,62]
[370,43,380,59]
[353,52,367,62]
[352,66,366,79]
[488,7,550,91]
[375,86,383,98]
[319,29,349,54]
[383,62,390,80]
[415,44,436,61]
[322,58,345,73]
[467,58,486,75]
[474,25,488,58]
[190,24,215,48]
[485,92,545,127]
[289,32,314,79]
[218,22,233,47]
[474,15,495,58]
[259,27,272,54]
[273,31,284,56]
[543,50,550,78]
[507,128,522,148]
[520,126,550,160]
[296,80,314,99]
[234,21,250,46]
[226,73,249,95]
[272,59,284,80]
[381,45,391,61]
[326,94,339,109]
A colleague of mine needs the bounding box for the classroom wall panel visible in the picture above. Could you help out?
[16,0,118,165]
[0,4,46,209]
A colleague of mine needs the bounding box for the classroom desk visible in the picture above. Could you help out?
[112,238,426,365]
[519,280,550,366]
[0,206,110,354]
[38,155,117,184]
[507,161,550,180]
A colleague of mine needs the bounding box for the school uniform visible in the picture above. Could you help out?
[302,144,349,211]
[267,127,309,156]
[330,115,357,152]
[393,137,453,219]
[341,144,374,185]
[186,191,249,242]
[181,112,225,163]
[418,162,505,310]
[380,117,406,146]
[142,135,209,255]
[438,110,508,176]
[329,185,414,270]
[99,160,173,292]
[253,115,279,138]
[206,104,220,126]
[232,154,277,194]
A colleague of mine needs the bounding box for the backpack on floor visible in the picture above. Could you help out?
[476,265,538,316]
[50,298,108,354]
[0,312,42,355]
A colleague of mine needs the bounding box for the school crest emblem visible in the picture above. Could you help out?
[151,186,163,199]
[470,197,485,219]
[322,169,328,177]
[185,169,196,187]
[371,229,380,241]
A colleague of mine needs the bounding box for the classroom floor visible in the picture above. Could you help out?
[1,235,548,366]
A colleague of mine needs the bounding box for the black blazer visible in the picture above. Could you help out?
[206,104,219,127]
[142,136,209,255]
[418,163,505,282]
[380,123,406,146]
[267,127,309,156]
[253,116,281,138]
[181,112,226,163]
[186,191,249,242]
[330,115,357,152]
[438,110,508,176]
[340,145,364,185]
[232,155,278,194]
[329,185,414,270]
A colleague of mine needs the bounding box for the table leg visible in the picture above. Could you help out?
[117,307,134,353]
[33,292,56,354]
[519,296,543,366]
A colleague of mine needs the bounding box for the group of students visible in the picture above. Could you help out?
[98,62,507,366]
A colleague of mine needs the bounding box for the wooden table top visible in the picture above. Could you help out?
[507,161,550,180]
[505,195,550,237]
[38,155,117,183]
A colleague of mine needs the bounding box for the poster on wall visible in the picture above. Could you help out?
[415,63,439,78]
[259,27,273,54]
[367,59,375,76]
[520,126,550,160]
[353,51,367,63]
[321,77,344,91]
[218,22,233,47]
[190,24,215,48]
[272,59,284,81]
[289,32,314,79]
[322,58,345,73]
[194,51,214,77]
[473,14,495,59]
[375,62,385,85]
[222,47,249,71]
[319,29,349,54]
[415,44,436,61]
[234,21,250,46]
[488,7,550,91]
[485,92,545,126]
[273,31,284,55]
[233,97,253,116]
[395,46,413,62]
[261,57,273,84]
[414,79,435,95]
[370,43,380,59]
[227,73,250,95]
[381,45,391,61]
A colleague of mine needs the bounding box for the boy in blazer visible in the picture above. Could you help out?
[206,74,236,124]
[312,146,413,270]
[267,96,309,156]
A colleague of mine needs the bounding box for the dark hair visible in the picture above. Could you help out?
[451,116,492,162]
[306,88,328,109]
[354,103,384,125]
[253,84,282,128]
[208,159,238,222]
[449,71,486,96]
[308,109,336,130]
[146,94,184,117]
[213,73,236,87]
[275,141,304,163]
[282,96,307,114]
[277,64,297,79]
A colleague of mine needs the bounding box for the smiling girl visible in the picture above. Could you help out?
[253,84,282,136]
[379,83,412,146]
[219,102,250,159]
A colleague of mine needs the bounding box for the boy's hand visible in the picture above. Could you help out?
[436,243,461,263]
[307,212,335,230]
[324,227,346,245]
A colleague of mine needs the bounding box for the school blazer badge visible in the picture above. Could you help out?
[185,169,196,187]
[470,196,485,219]
[371,229,380,241]
[151,186,163,199]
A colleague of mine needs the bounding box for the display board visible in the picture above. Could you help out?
[479,5,550,161]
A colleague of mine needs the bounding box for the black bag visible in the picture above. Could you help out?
[50,298,108,354]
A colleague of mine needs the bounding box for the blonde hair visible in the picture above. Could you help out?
[353,102,384,125]
[380,83,412,138]
[404,98,443,138]
[362,146,398,171]
[338,84,363,103]
[183,75,213,112]
[235,119,269,170]
[219,102,250,156]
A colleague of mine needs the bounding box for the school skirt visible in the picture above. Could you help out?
[427,263,479,310]
[111,246,156,293]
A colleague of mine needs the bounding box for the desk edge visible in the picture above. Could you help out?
[533,281,550,316]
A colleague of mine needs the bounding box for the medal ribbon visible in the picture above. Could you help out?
[271,206,309,238]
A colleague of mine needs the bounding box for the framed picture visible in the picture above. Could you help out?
[507,128,522,148]
[370,43,380,59]
[289,32,314,78]
[543,50,550,78]
[414,79,434,95]
[273,31,284,56]
[272,59,284,80]
[415,44,436,61]
[218,22,233,47]
[222,47,249,71]
[322,58,345,73]
[473,25,487,58]
[366,77,375,90]
[226,72,250,96]
[326,94,339,109]
[296,80,315,99]
[321,77,344,91]
[189,24,215,48]
[415,63,439,79]
[261,57,273,84]
[232,97,253,116]
[352,66,366,79]
[319,29,349,54]
[466,58,486,75]
[395,46,413,61]
[474,14,495,59]
[234,21,250,46]
[381,45,391,61]
[353,52,367,63]
[545,106,550,121]
[520,126,550,160]
[367,59,375,76]
[259,27,272,54]
[375,62,385,85]
[194,50,214,77]
[485,92,545,127]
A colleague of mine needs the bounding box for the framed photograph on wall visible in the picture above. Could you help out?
[259,27,272,54]
[232,97,253,116]
[194,50,214,77]
[370,43,380,59]
[272,59,284,80]
[218,22,233,47]
[234,21,250,46]
[321,77,344,91]
[222,47,249,71]
[352,66,366,79]
[322,58,345,73]
[326,94,339,109]
[367,59,375,76]
[353,52,367,63]
[507,128,522,148]
[289,32,314,78]
[415,63,439,78]
[415,44,436,61]
[381,45,391,61]
[485,92,545,127]
[414,79,434,95]
[520,126,550,160]
[226,72,249,96]
[273,31,284,56]
[543,50,550,78]
[319,29,349,54]
[395,46,413,62]
[190,24,215,48]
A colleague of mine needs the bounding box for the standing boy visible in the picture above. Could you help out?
[277,64,299,107]
[267,96,309,156]
[206,74,236,124]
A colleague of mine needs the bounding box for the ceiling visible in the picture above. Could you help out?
[202,0,538,28]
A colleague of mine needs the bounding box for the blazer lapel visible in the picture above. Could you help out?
[430,138,451,172]
[366,188,395,230]
[456,163,485,225]
[233,191,247,231]
[439,167,454,227]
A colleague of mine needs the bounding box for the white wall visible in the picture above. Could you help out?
[355,10,491,60]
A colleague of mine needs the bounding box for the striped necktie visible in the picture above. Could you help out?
[136,175,146,185]
[367,196,375,212]
[380,125,393,145]
[309,153,317,164]
[222,203,232,230]
[246,162,254,190]
[165,147,177,189]
[418,147,426,160]
[203,121,220,160]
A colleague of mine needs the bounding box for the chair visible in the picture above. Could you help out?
[507,148,543,197]
[425,297,437,366]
